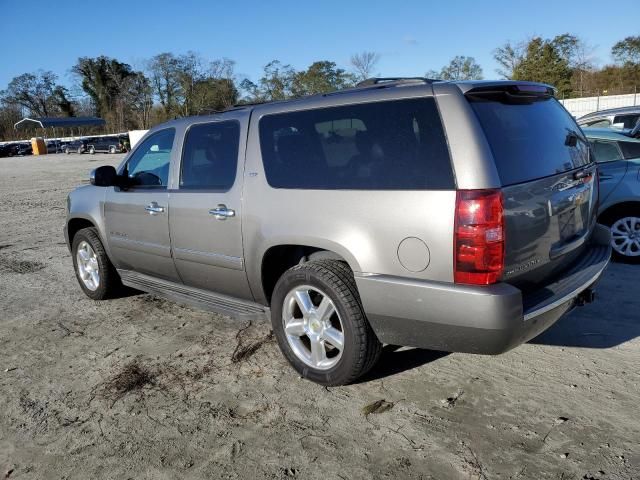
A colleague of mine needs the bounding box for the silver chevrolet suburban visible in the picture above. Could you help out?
[65,78,611,386]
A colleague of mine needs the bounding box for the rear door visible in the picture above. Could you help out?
[467,87,597,288]
[168,119,252,299]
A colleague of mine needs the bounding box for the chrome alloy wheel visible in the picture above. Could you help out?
[76,240,100,291]
[282,285,345,370]
[611,216,640,257]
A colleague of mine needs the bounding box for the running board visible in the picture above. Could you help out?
[118,270,269,321]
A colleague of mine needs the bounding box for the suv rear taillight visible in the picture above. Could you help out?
[454,189,504,285]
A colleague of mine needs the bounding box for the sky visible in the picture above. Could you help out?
[0,0,638,92]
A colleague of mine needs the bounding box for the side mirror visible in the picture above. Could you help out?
[90,165,118,187]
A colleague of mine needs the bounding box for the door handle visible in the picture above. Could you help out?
[209,204,235,220]
[145,202,165,215]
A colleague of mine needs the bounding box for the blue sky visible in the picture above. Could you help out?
[0,0,637,92]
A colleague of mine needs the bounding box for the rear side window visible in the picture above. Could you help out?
[619,141,640,159]
[585,119,611,128]
[613,114,640,129]
[180,121,240,190]
[468,97,591,186]
[258,98,454,190]
[589,140,622,163]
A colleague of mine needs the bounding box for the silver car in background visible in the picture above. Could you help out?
[584,127,640,262]
[578,106,640,130]
[65,78,611,385]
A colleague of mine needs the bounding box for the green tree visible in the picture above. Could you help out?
[73,56,149,130]
[0,70,62,117]
[551,34,595,96]
[51,86,74,116]
[493,41,525,79]
[427,56,483,80]
[612,36,640,65]
[147,52,181,117]
[291,61,355,97]
[240,60,296,102]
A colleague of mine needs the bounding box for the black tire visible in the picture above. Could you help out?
[77,147,83,154]
[271,260,382,386]
[65,148,70,155]
[71,227,122,300]
[109,146,116,154]
[89,146,95,155]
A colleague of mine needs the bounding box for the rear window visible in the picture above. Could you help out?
[613,114,640,129]
[258,98,454,190]
[468,97,591,186]
[619,141,640,159]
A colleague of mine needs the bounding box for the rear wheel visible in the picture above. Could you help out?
[609,215,640,263]
[109,146,116,154]
[89,146,95,155]
[71,227,122,299]
[271,260,382,386]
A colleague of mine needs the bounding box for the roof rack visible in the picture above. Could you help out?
[356,77,436,87]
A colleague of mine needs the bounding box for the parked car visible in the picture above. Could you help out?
[578,106,640,129]
[65,78,611,385]
[64,139,88,154]
[46,140,63,154]
[584,127,640,262]
[86,136,123,154]
[15,142,32,156]
[0,143,18,157]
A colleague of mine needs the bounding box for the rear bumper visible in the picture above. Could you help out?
[355,224,611,354]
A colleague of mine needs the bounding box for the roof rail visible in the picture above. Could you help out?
[356,77,436,87]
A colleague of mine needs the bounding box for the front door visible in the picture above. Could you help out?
[104,128,180,281]
[168,119,252,299]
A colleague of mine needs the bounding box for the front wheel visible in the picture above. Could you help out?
[89,146,95,155]
[71,227,122,299]
[271,260,382,386]
[609,215,640,263]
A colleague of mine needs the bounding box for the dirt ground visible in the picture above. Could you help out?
[0,153,638,480]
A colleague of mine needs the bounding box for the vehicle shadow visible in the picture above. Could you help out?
[531,262,640,348]
[356,345,449,383]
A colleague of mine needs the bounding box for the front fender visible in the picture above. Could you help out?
[65,185,111,258]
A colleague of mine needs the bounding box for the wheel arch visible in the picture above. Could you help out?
[259,243,354,305]
[598,201,640,225]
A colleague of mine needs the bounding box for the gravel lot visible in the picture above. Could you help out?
[0,153,639,480]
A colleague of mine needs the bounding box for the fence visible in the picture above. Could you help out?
[560,93,640,118]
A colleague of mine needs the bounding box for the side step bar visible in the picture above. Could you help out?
[118,270,269,321]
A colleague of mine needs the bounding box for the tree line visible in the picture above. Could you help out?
[1,33,638,140]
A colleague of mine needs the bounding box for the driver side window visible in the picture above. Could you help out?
[124,129,175,187]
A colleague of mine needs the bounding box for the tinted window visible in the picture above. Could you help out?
[468,97,591,185]
[258,98,453,190]
[619,141,640,159]
[180,121,240,190]
[125,129,175,187]
[613,114,640,129]
[589,140,622,163]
